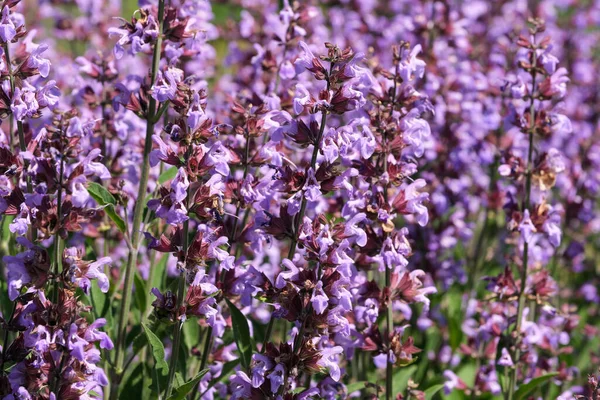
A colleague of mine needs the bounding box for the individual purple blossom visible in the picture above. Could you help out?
[311,281,329,314]
[497,347,514,367]
[519,209,536,243]
[151,67,183,102]
[10,86,39,121]
[267,363,285,393]
[0,6,16,43]
[343,212,367,247]
[250,354,274,388]
[398,44,426,82]
[316,346,343,381]
[27,43,51,78]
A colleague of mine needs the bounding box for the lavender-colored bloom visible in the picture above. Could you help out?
[519,210,536,244]
[11,87,39,121]
[27,43,51,78]
[311,281,329,314]
[497,348,514,367]
[317,346,343,381]
[0,6,16,43]
[267,363,285,393]
[343,213,367,247]
[151,68,183,102]
[251,354,274,388]
[398,44,426,82]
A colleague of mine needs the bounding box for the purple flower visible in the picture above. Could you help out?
[294,41,318,75]
[293,83,311,114]
[519,210,536,243]
[275,259,300,289]
[251,354,274,388]
[267,363,285,393]
[230,371,252,400]
[71,175,90,208]
[151,68,183,102]
[343,213,367,247]
[317,346,343,381]
[27,43,51,78]
[398,44,426,82]
[36,80,60,109]
[11,86,39,121]
[84,319,114,350]
[403,179,429,226]
[207,236,235,271]
[0,6,16,43]
[311,281,329,314]
[67,323,89,361]
[497,348,514,367]
[81,149,111,179]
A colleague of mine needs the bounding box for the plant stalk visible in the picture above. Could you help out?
[507,43,538,400]
[111,1,166,397]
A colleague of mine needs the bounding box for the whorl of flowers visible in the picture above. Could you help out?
[0,1,597,400]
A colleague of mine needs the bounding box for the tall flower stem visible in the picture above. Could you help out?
[51,153,65,304]
[165,217,189,397]
[3,42,35,242]
[268,106,328,360]
[197,132,254,379]
[111,0,166,396]
[276,104,328,396]
[166,147,193,396]
[507,41,538,400]
[383,58,401,400]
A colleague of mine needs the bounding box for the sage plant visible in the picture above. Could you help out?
[0,1,598,400]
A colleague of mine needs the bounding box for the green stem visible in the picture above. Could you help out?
[507,44,538,400]
[385,268,393,400]
[110,1,165,396]
[3,42,35,242]
[265,107,328,363]
[165,216,189,397]
[52,154,65,304]
[196,325,213,391]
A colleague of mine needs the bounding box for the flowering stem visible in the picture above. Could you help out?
[166,184,191,397]
[383,64,397,400]
[507,42,538,400]
[111,0,165,395]
[51,153,65,304]
[3,42,36,242]
[260,102,329,360]
[289,108,328,260]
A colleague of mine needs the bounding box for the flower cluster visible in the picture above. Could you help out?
[0,0,598,400]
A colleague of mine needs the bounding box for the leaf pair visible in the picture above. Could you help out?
[141,323,208,399]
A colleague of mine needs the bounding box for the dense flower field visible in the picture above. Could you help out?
[0,0,598,399]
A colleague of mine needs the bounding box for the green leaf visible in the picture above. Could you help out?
[425,384,445,400]
[87,182,125,232]
[158,166,179,185]
[345,381,366,394]
[174,372,185,388]
[142,322,169,394]
[119,362,144,400]
[393,365,418,394]
[225,299,253,369]
[446,289,464,351]
[105,204,126,233]
[134,273,148,317]
[90,277,108,318]
[166,369,209,400]
[87,182,116,205]
[514,373,558,400]
[183,318,200,352]
[151,254,169,290]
